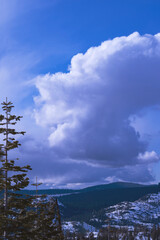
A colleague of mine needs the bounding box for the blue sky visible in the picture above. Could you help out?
[0,0,160,189]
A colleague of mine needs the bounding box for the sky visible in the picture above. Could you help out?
[0,0,160,189]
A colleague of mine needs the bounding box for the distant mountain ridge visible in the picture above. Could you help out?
[24,181,152,195]
[78,182,147,192]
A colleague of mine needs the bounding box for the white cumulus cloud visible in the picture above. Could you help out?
[34,32,160,168]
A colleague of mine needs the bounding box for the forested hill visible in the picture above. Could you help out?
[77,181,146,192]
[18,182,159,221]
[23,181,153,195]
[58,184,159,220]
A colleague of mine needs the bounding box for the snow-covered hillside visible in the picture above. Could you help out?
[59,193,160,239]
[90,193,160,229]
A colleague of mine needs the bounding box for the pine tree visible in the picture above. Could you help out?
[33,196,64,240]
[0,99,35,239]
[31,176,64,239]
[54,198,64,240]
[0,99,64,239]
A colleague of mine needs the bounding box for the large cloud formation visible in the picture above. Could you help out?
[33,32,160,184]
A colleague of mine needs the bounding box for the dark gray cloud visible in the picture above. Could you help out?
[18,140,154,188]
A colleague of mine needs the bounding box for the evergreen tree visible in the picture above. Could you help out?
[0,99,64,239]
[0,99,35,239]
[31,177,64,240]
[32,196,64,240]
[54,198,64,239]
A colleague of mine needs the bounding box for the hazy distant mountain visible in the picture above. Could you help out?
[24,181,153,195]
[78,182,146,192]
